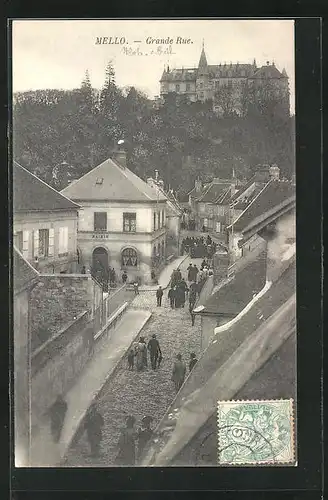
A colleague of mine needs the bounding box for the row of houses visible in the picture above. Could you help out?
[13,147,183,286]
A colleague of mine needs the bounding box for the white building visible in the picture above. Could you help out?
[13,162,80,274]
[61,149,167,284]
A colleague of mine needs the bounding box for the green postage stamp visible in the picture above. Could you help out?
[217,399,295,466]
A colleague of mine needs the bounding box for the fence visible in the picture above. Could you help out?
[93,284,130,337]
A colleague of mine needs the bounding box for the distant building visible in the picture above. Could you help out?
[159,44,290,114]
[61,147,167,285]
[13,162,80,274]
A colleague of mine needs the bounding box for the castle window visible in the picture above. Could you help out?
[175,84,180,92]
[186,83,191,91]
[121,248,138,268]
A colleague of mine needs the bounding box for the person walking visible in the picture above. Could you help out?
[81,265,86,274]
[192,264,199,281]
[133,281,139,295]
[171,354,187,393]
[147,334,162,370]
[137,416,154,462]
[187,263,193,282]
[189,353,198,372]
[84,402,104,457]
[122,271,128,284]
[156,286,164,307]
[168,286,176,309]
[115,415,136,466]
[127,348,135,370]
[136,337,147,371]
[49,394,68,443]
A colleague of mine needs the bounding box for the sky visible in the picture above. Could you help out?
[12,19,295,112]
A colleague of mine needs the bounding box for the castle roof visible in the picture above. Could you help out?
[13,162,79,212]
[61,156,167,203]
[208,63,254,78]
[160,68,197,82]
[198,46,208,68]
[250,63,286,79]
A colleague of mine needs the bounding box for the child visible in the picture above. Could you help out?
[128,349,135,370]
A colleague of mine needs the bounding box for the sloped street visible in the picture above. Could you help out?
[63,257,203,466]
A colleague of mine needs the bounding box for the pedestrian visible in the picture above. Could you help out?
[189,352,198,371]
[175,284,184,308]
[187,263,193,282]
[127,348,135,370]
[137,416,154,462]
[49,394,68,443]
[133,281,139,295]
[115,415,136,466]
[171,354,187,393]
[147,334,162,370]
[156,286,163,307]
[136,337,147,371]
[208,267,214,276]
[122,271,128,284]
[81,265,86,274]
[168,286,176,309]
[84,402,104,457]
[176,268,182,282]
[170,269,178,288]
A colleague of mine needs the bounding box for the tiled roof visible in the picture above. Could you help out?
[200,252,267,315]
[197,179,232,203]
[250,64,284,79]
[13,247,39,292]
[160,68,197,82]
[233,180,295,233]
[13,162,80,212]
[142,260,296,466]
[214,185,232,204]
[208,63,254,78]
[61,156,167,203]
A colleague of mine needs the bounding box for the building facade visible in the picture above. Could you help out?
[61,150,167,285]
[13,162,80,274]
[160,45,289,114]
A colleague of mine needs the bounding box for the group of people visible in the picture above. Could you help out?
[171,352,198,392]
[181,235,217,259]
[115,414,154,465]
[128,334,162,371]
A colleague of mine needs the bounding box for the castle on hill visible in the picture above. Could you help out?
[159,43,290,115]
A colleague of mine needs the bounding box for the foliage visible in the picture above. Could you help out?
[13,65,295,195]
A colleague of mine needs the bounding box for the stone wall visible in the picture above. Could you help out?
[213,251,229,285]
[30,310,92,432]
[30,274,102,351]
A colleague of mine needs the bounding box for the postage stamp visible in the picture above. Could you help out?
[217,399,295,466]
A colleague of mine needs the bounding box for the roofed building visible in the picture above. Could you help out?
[159,44,290,114]
[13,162,80,274]
[61,147,168,285]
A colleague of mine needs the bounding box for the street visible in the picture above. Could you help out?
[63,257,203,466]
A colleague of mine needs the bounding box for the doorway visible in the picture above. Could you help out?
[92,247,109,286]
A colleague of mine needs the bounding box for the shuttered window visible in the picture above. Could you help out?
[48,228,55,256]
[22,231,29,258]
[59,227,68,255]
[94,212,107,231]
[123,213,136,232]
[33,230,39,257]
[39,229,49,257]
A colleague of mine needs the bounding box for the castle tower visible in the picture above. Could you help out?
[197,40,211,102]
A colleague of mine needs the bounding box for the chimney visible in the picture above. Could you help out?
[195,178,202,193]
[112,146,127,167]
[269,164,280,180]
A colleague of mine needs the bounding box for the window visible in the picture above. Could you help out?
[175,84,180,92]
[39,229,49,257]
[161,210,165,227]
[121,248,138,268]
[15,231,23,252]
[123,212,136,232]
[153,212,156,231]
[216,222,221,233]
[157,212,161,229]
[94,212,107,231]
[22,230,29,258]
[186,83,191,91]
[200,82,204,89]
[58,227,68,256]
[95,177,104,185]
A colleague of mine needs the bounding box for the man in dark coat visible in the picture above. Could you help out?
[189,352,198,371]
[49,394,68,443]
[147,334,162,370]
[177,279,188,308]
[137,416,154,462]
[187,263,193,282]
[115,415,136,466]
[156,286,164,306]
[84,402,104,457]
[171,354,187,392]
[168,286,176,309]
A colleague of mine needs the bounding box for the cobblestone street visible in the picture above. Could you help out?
[63,257,203,466]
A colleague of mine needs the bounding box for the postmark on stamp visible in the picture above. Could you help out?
[217,399,295,466]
